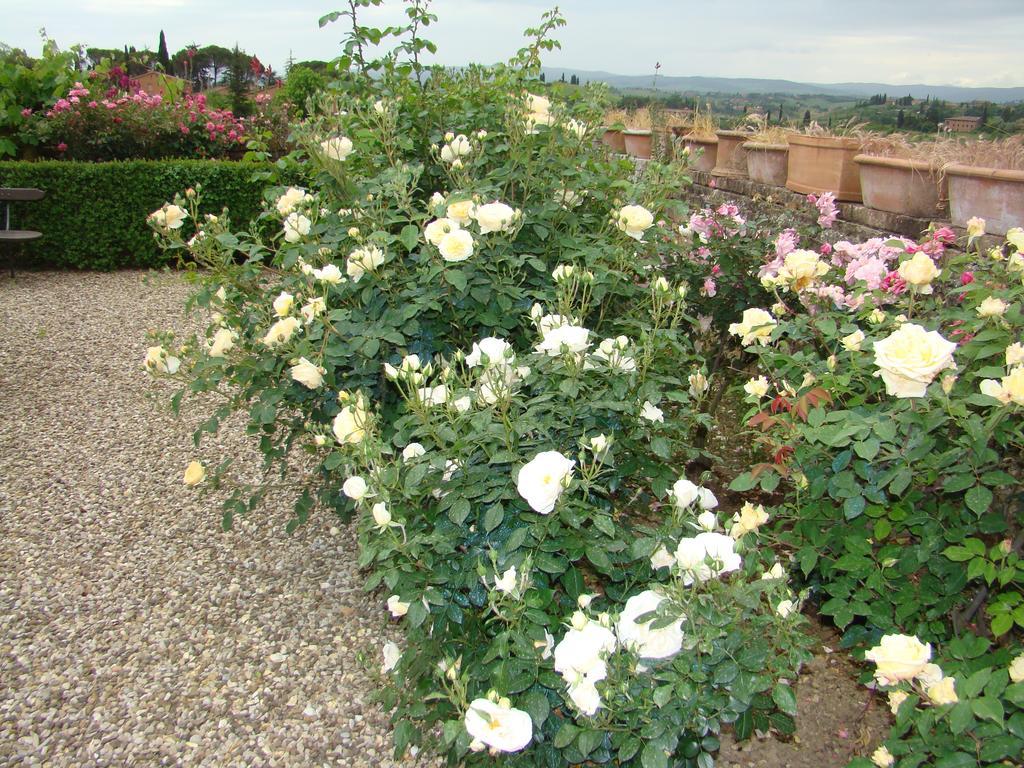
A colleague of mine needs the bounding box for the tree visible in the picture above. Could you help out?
[802,109,811,126]
[897,109,905,128]
[539,72,545,83]
[157,30,170,71]
[285,65,325,117]
[227,44,252,116]
[778,103,783,122]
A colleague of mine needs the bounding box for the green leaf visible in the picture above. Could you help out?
[972,696,1004,725]
[641,743,669,768]
[445,269,467,291]
[948,701,975,734]
[553,722,579,749]
[733,709,754,741]
[772,683,798,716]
[522,690,549,727]
[853,438,880,460]
[843,495,866,520]
[448,497,471,525]
[729,472,759,492]
[399,224,419,252]
[483,503,504,532]
[935,753,980,768]
[576,729,603,757]
[965,485,993,515]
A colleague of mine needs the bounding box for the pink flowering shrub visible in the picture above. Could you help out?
[25,79,251,161]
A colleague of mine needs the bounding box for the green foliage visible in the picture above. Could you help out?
[0,37,76,157]
[284,66,326,117]
[0,159,284,269]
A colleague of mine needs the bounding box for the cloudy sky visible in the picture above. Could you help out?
[5,0,1023,87]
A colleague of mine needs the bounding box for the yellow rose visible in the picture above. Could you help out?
[333,400,367,444]
[981,367,1024,406]
[896,251,941,294]
[887,690,908,715]
[183,460,206,486]
[1007,343,1024,367]
[728,308,777,347]
[731,502,769,538]
[262,317,301,347]
[777,249,829,292]
[966,216,986,241]
[977,296,1008,318]
[842,329,865,352]
[872,323,956,398]
[1010,653,1024,683]
[871,746,894,768]
[446,200,476,225]
[925,677,958,706]
[272,291,294,317]
[1007,227,1024,251]
[744,375,769,398]
[864,634,932,685]
[615,204,655,241]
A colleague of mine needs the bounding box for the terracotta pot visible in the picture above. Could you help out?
[682,135,718,172]
[711,130,749,178]
[670,124,694,139]
[945,164,1024,237]
[743,142,789,187]
[601,128,626,153]
[622,129,652,159]
[854,155,947,219]
[786,134,862,202]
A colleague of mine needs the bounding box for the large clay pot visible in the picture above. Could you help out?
[622,129,653,159]
[786,134,862,202]
[711,130,749,178]
[602,128,626,153]
[854,155,947,219]
[682,136,718,172]
[743,142,789,187]
[945,164,1024,236]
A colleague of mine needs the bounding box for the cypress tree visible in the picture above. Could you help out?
[157,30,170,70]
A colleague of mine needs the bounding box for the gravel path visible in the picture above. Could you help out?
[0,270,436,767]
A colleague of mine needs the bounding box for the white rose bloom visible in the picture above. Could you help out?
[263,317,301,347]
[493,566,518,594]
[161,204,188,230]
[615,204,655,240]
[1006,343,1024,367]
[775,599,796,618]
[208,328,236,357]
[566,679,602,716]
[387,595,410,617]
[554,622,616,681]
[371,502,392,527]
[438,229,475,262]
[446,200,475,225]
[381,641,401,674]
[466,337,514,368]
[283,213,312,243]
[762,562,786,580]
[290,357,326,388]
[697,488,718,510]
[873,323,956,398]
[864,634,932,685]
[697,511,717,531]
[674,532,742,585]
[301,297,326,324]
[346,246,385,281]
[977,296,1008,317]
[640,401,664,423]
[616,590,685,660]
[276,186,310,216]
[463,699,533,753]
[1009,653,1024,683]
[417,385,449,407]
[332,402,367,444]
[517,450,575,514]
[273,291,295,317]
[728,308,777,346]
[897,251,941,293]
[424,217,461,246]
[917,663,944,688]
[744,376,770,399]
[321,136,354,161]
[650,545,675,570]
[871,746,895,768]
[926,677,958,706]
[402,442,426,460]
[842,329,866,352]
[536,324,591,355]
[474,201,518,234]
[343,476,368,500]
[313,264,343,284]
[672,478,700,509]
[453,395,472,412]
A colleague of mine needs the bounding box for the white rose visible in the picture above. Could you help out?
[864,634,932,685]
[566,679,602,716]
[290,357,326,388]
[887,690,908,715]
[332,402,367,444]
[517,451,575,514]
[977,296,1008,317]
[697,511,717,531]
[466,337,513,368]
[775,599,796,618]
[343,476,368,500]
[672,478,700,509]
[871,746,894,768]
[554,623,616,680]
[371,502,392,527]
[346,246,385,281]
[313,264,343,284]
[728,308,777,346]
[417,385,448,407]
[463,699,532,753]
[650,546,675,570]
[1009,653,1024,683]
[966,216,986,240]
[273,291,294,317]
[473,201,517,234]
[493,566,518,594]
[320,136,353,161]
[208,328,236,357]
[674,532,742,585]
[1006,343,1024,367]
[381,641,401,674]
[276,187,309,216]
[446,200,475,225]
[744,376,770,398]
[897,251,941,293]
[386,595,409,617]
[301,297,326,324]
[842,329,865,352]
[615,204,654,241]
[438,229,475,262]
[616,590,685,661]
[283,213,312,243]
[640,401,664,423]
[424,217,461,246]
[762,562,786,580]
[926,677,958,706]
[873,323,956,398]
[453,395,472,412]
[162,204,188,230]
[536,324,591,355]
[402,442,426,460]
[263,317,301,347]
[697,488,718,510]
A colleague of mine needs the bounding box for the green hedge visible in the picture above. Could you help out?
[0,160,279,270]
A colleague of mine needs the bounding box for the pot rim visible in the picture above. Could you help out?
[715,129,752,139]
[683,134,719,144]
[944,163,1024,182]
[854,154,942,173]
[743,142,789,152]
[787,133,861,150]
[622,129,652,136]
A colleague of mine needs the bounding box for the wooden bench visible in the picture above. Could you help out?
[0,187,45,277]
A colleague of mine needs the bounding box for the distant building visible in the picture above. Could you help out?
[942,115,982,132]
[136,71,189,98]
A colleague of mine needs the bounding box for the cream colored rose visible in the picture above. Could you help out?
[290,357,325,388]
[1006,343,1024,367]
[402,442,425,460]
[473,201,517,234]
[263,317,301,347]
[446,199,475,225]
[966,216,986,240]
[536,324,590,355]
[615,205,655,241]
[728,308,777,347]
[887,690,908,715]
[183,460,205,486]
[464,698,533,753]
[283,213,311,243]
[864,633,932,684]
[386,595,409,617]
[320,136,353,161]
[438,229,475,262]
[301,297,326,324]
[273,291,294,317]
[868,308,887,325]
[977,296,1008,317]
[731,502,769,538]
[616,590,684,660]
[313,264,343,284]
[897,251,941,293]
[744,376,770,398]
[381,641,400,674]
[926,677,958,705]
[871,746,894,768]
[346,246,385,281]
[842,329,865,352]
[1010,653,1024,683]
[517,450,575,514]
[775,599,796,618]
[276,186,309,216]
[640,401,664,423]
[980,366,1024,405]
[208,328,236,357]
[872,323,956,398]
[424,217,461,246]
[144,345,180,374]
[333,402,367,444]
[777,249,829,292]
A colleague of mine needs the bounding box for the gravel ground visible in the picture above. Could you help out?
[0,270,439,767]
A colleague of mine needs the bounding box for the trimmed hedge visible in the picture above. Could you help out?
[0,160,279,270]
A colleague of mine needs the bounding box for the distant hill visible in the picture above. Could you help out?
[540,68,1024,104]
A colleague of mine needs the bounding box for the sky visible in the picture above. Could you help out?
[3,0,1023,88]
